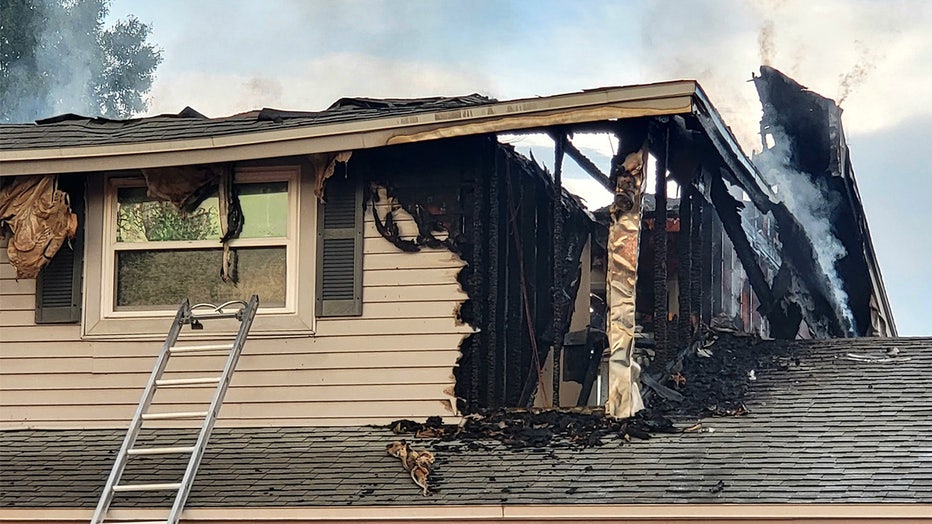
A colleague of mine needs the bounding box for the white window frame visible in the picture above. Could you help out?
[82,165,316,339]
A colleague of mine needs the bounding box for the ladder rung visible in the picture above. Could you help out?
[189,311,241,320]
[116,521,169,524]
[113,482,182,492]
[156,377,221,387]
[127,445,196,456]
[142,411,208,420]
[169,344,232,354]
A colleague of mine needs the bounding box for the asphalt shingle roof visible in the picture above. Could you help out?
[0,95,495,151]
[2,336,931,507]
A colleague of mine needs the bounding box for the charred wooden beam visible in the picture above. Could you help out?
[710,203,724,317]
[551,133,566,407]
[487,146,502,407]
[676,189,692,345]
[517,172,549,407]
[652,128,670,370]
[551,132,614,193]
[518,184,555,407]
[689,186,704,329]
[506,163,544,407]
[696,195,721,325]
[708,172,778,325]
[503,160,523,406]
[769,202,849,338]
[469,164,486,408]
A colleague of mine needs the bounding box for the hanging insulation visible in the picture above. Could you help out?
[0,175,77,279]
[605,149,647,418]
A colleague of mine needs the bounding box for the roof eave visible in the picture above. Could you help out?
[3,504,931,522]
[0,81,696,176]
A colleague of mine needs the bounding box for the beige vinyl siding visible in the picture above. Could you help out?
[0,211,472,429]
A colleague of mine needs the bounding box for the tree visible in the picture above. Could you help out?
[0,0,162,122]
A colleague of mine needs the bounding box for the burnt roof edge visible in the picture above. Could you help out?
[0,81,697,176]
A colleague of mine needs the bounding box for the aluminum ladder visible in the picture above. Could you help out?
[90,295,259,524]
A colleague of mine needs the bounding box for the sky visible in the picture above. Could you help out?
[107,0,931,336]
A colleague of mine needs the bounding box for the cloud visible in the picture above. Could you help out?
[145,52,497,116]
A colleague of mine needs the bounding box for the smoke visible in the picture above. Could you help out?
[758,19,775,66]
[754,127,857,335]
[1,0,102,121]
[236,77,284,109]
[637,0,922,152]
[837,41,878,107]
[1,0,160,122]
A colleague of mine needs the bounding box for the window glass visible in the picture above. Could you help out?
[238,182,288,238]
[115,247,286,309]
[116,187,220,242]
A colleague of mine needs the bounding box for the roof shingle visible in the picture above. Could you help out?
[2,336,930,507]
[0,94,494,151]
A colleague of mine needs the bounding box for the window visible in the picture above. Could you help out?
[83,166,317,338]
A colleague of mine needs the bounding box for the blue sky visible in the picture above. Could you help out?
[108,0,931,335]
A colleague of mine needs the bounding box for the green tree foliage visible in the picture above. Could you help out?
[0,0,162,122]
[117,198,221,242]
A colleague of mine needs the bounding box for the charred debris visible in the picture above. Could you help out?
[347,67,891,417]
[388,330,798,451]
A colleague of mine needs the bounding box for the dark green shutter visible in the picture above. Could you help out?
[317,175,363,317]
[36,177,84,324]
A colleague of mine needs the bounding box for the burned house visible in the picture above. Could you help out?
[2,70,926,523]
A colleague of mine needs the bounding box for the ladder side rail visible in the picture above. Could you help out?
[90,299,191,524]
[167,295,259,524]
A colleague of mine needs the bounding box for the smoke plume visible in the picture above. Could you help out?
[754,127,857,335]
[1,0,160,122]
[758,19,775,66]
[837,41,878,107]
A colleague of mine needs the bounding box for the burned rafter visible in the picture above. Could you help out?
[704,171,812,338]
[547,130,614,193]
[768,201,849,338]
[691,90,774,215]
[707,172,776,315]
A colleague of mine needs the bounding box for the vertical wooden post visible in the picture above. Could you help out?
[700,196,714,325]
[652,129,670,369]
[676,189,692,346]
[551,133,566,407]
[469,161,486,409]
[689,186,703,332]
[487,145,501,407]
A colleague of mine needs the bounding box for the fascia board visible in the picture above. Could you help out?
[4,504,932,522]
[691,84,776,211]
[0,81,696,176]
